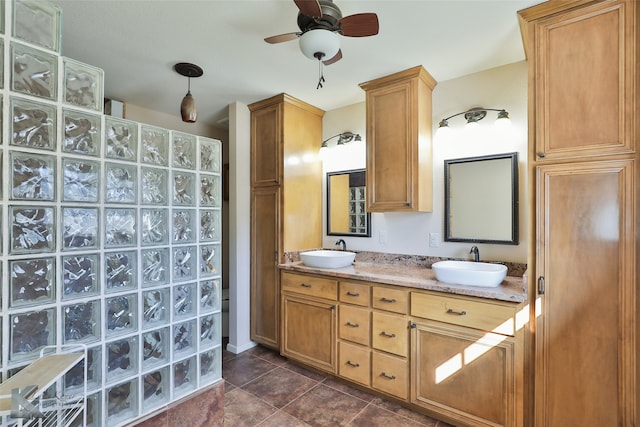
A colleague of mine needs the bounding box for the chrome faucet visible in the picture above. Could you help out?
[470,245,480,262]
[336,239,347,251]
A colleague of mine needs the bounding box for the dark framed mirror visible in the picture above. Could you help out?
[444,152,519,245]
[327,169,371,237]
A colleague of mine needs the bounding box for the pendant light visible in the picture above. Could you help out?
[174,62,203,123]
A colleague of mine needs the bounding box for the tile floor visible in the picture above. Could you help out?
[222,341,453,427]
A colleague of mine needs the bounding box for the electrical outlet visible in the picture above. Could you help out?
[429,232,440,248]
[379,230,387,244]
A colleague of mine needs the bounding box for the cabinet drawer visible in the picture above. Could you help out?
[372,312,408,357]
[339,305,370,346]
[281,272,338,300]
[411,292,517,336]
[339,341,371,387]
[339,281,370,307]
[372,286,407,314]
[372,351,408,400]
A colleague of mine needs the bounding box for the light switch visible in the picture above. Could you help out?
[429,232,440,248]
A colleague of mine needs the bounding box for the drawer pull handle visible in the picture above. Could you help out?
[346,291,360,297]
[345,322,360,328]
[446,308,467,316]
[380,331,396,338]
[380,297,397,303]
[346,360,360,368]
[300,283,312,288]
[380,372,396,380]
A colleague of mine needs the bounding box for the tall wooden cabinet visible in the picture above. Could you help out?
[249,94,324,349]
[359,66,436,212]
[519,1,638,425]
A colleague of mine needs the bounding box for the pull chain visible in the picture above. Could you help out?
[317,59,325,89]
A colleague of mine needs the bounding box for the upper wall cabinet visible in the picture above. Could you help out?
[360,66,437,212]
[519,0,637,161]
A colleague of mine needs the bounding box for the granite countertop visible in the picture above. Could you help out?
[279,261,528,303]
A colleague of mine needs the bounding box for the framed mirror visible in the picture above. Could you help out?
[444,152,519,245]
[327,169,371,237]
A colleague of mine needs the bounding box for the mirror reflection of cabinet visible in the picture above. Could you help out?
[444,152,519,245]
[327,169,371,237]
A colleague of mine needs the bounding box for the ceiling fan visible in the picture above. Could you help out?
[265,0,379,87]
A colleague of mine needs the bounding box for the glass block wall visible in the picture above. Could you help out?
[0,1,223,425]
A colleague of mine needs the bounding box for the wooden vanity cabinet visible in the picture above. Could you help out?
[282,269,524,425]
[249,94,324,349]
[280,271,337,373]
[410,292,523,427]
[359,66,436,212]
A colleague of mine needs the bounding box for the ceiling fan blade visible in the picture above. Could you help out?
[339,13,379,37]
[323,49,342,65]
[294,0,322,17]
[264,32,300,44]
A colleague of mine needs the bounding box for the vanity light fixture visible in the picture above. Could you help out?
[174,62,204,123]
[319,131,362,159]
[438,107,510,130]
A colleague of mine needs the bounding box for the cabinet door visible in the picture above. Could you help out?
[535,160,636,426]
[412,321,517,427]
[250,102,281,186]
[532,0,635,161]
[250,186,281,349]
[281,294,336,373]
[365,80,416,211]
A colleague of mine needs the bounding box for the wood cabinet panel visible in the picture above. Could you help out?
[250,102,281,186]
[339,341,371,387]
[535,160,636,426]
[372,286,408,314]
[281,294,336,373]
[371,351,408,400]
[371,312,408,357]
[339,281,370,307]
[281,271,338,300]
[250,94,324,350]
[339,305,370,346]
[411,292,516,336]
[412,321,517,427]
[530,0,635,160]
[250,186,280,348]
[360,66,436,212]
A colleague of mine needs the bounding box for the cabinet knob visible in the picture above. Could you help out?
[346,291,360,297]
[380,297,397,303]
[300,283,312,288]
[446,308,467,316]
[380,331,396,338]
[346,360,360,368]
[345,321,360,328]
[538,152,546,158]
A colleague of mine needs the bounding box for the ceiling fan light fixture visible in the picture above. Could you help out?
[299,29,340,61]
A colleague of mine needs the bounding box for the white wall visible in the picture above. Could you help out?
[125,102,227,140]
[227,101,255,353]
[322,61,528,263]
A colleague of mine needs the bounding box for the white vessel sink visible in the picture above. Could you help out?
[432,260,507,288]
[300,250,356,269]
